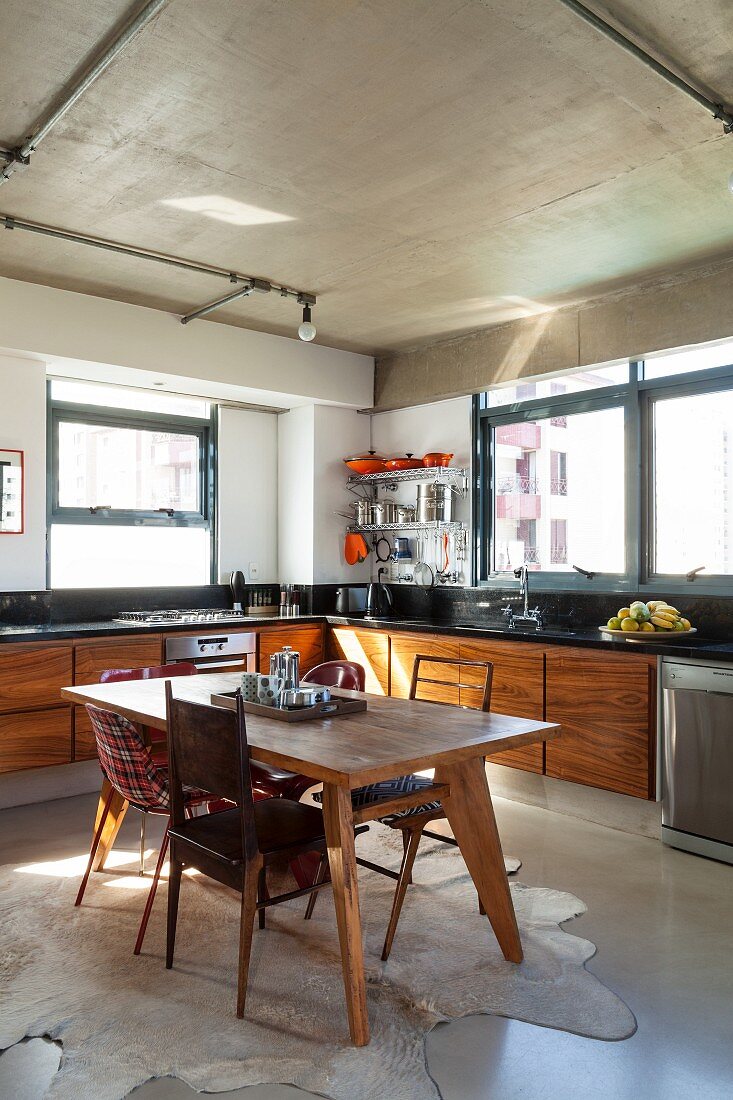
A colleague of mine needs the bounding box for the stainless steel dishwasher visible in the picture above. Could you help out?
[662,658,733,864]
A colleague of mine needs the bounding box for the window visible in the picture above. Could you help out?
[490,406,625,575]
[486,363,628,407]
[651,387,733,576]
[48,382,214,588]
[475,341,733,591]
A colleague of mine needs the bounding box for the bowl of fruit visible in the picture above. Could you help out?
[600,601,696,642]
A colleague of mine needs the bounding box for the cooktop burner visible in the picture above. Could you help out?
[113,609,248,625]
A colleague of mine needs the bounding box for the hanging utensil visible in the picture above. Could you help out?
[374,536,392,562]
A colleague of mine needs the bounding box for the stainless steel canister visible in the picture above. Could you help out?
[416,483,453,522]
[269,645,300,690]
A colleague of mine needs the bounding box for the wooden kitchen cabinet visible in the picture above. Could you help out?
[544,647,656,799]
[0,643,73,713]
[459,638,545,773]
[328,627,390,694]
[0,707,72,773]
[389,631,460,704]
[257,624,324,675]
[74,634,163,685]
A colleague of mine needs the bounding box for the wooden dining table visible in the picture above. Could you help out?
[61,672,559,1046]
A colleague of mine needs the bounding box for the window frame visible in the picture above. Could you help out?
[639,362,733,596]
[47,385,217,584]
[474,356,733,595]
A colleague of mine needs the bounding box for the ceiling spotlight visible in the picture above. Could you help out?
[298,304,316,342]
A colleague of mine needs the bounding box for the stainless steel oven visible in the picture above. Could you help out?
[165,632,257,673]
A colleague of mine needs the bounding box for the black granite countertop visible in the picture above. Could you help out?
[0,614,325,643]
[1,611,732,662]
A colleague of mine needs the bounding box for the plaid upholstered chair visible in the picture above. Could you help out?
[74,703,210,955]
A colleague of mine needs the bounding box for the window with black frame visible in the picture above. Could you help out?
[474,340,733,593]
[48,381,215,588]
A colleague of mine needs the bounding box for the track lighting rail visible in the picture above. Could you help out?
[1,212,317,326]
[0,0,170,185]
[558,0,733,134]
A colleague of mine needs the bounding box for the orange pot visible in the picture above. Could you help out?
[423,452,454,467]
[384,453,422,471]
[343,450,386,474]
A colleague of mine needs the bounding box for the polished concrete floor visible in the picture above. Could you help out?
[1,790,732,1100]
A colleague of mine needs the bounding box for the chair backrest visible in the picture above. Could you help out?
[100,662,198,683]
[302,660,366,692]
[165,684,257,859]
[409,655,493,712]
[85,703,170,810]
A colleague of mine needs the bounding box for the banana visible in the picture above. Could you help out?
[654,608,679,621]
[651,615,676,630]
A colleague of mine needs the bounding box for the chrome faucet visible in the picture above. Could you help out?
[501,565,545,631]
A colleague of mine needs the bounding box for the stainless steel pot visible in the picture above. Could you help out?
[395,504,416,524]
[281,685,331,708]
[349,498,372,526]
[371,498,397,525]
[416,483,453,522]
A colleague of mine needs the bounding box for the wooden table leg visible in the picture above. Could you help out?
[435,756,523,964]
[321,782,370,1046]
[91,778,129,871]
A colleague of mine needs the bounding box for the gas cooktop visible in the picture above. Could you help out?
[113,609,248,626]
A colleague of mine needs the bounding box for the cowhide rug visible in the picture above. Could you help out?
[0,826,635,1098]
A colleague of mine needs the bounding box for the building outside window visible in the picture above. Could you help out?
[48,381,215,588]
[475,340,733,591]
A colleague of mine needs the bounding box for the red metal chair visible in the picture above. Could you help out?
[75,703,211,955]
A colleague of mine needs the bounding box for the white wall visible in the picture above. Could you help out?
[277,405,315,584]
[370,396,472,581]
[0,276,374,410]
[218,407,278,583]
[313,405,371,584]
[0,354,47,590]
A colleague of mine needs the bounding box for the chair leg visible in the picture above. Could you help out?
[74,785,115,907]
[304,853,330,920]
[166,852,183,970]
[236,861,261,1018]
[134,818,169,956]
[257,866,267,930]
[401,828,413,885]
[139,814,146,876]
[381,826,423,962]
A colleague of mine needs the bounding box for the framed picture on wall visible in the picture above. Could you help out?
[0,449,24,534]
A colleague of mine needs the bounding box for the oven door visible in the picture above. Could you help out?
[165,633,257,673]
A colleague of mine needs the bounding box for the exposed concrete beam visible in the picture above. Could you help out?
[373,255,733,409]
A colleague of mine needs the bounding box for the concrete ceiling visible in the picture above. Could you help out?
[0,0,731,355]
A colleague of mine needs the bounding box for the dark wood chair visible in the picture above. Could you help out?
[312,654,493,961]
[164,683,365,1018]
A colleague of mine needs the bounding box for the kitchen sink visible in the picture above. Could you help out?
[453,622,578,637]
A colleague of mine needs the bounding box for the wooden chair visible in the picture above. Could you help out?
[311,654,493,961]
[164,684,366,1018]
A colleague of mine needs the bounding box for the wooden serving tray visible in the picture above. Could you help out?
[210,690,367,722]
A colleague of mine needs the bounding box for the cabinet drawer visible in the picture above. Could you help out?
[459,638,545,774]
[258,625,324,675]
[0,644,73,713]
[328,627,389,694]
[74,635,163,685]
[390,632,460,704]
[0,707,72,773]
[73,705,97,762]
